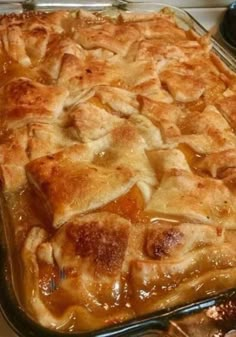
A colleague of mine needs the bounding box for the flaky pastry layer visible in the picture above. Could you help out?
[1,8,236,333]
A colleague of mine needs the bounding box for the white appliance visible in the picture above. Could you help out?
[0,2,232,336]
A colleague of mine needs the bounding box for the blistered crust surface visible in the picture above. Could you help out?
[0,9,236,333]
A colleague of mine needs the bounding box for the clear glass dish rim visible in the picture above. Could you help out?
[0,2,236,337]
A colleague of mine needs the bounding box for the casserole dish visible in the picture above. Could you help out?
[0,1,236,336]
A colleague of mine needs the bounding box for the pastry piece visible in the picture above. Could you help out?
[39,11,69,32]
[73,22,140,56]
[58,54,118,94]
[131,244,236,314]
[180,105,230,134]
[93,123,158,202]
[145,223,224,259]
[147,148,191,178]
[22,213,132,329]
[0,140,28,166]
[88,48,115,60]
[24,23,49,62]
[51,213,130,309]
[68,102,123,142]
[160,70,205,103]
[21,227,69,329]
[27,123,75,160]
[119,11,174,23]
[187,56,227,106]
[129,114,163,150]
[1,25,31,66]
[145,169,236,228]
[125,59,167,101]
[1,11,71,66]
[42,36,86,79]
[157,54,226,110]
[216,95,236,130]
[10,11,68,34]
[95,86,140,116]
[136,38,203,62]
[136,38,187,62]
[76,8,102,23]
[197,149,236,178]
[23,12,65,61]
[132,17,186,40]
[51,212,130,275]
[0,122,75,168]
[139,96,182,139]
[26,146,136,227]
[0,127,28,166]
[58,54,163,102]
[0,165,27,192]
[167,105,236,154]
[1,78,68,127]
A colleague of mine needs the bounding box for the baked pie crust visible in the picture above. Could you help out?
[1,9,236,332]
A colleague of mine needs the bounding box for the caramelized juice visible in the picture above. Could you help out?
[38,262,60,296]
[5,187,52,248]
[101,185,148,223]
[177,143,206,175]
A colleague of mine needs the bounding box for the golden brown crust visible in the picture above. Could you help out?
[216,95,236,129]
[160,70,205,103]
[197,149,236,178]
[42,35,86,79]
[145,223,224,259]
[1,8,236,333]
[27,123,75,160]
[68,102,123,142]
[0,164,27,191]
[2,78,68,122]
[57,212,130,275]
[0,127,28,166]
[130,244,236,315]
[26,146,136,227]
[95,86,140,116]
[132,17,187,40]
[73,22,140,56]
[146,169,236,228]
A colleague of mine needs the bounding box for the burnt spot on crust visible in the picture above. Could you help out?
[66,221,129,274]
[146,227,184,259]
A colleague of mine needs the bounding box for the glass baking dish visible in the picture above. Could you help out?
[0,1,236,336]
